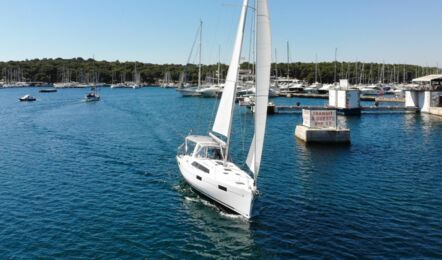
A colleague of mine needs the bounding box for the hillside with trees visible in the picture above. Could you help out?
[0,58,439,85]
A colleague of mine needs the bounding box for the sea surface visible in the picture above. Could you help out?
[1,87,441,258]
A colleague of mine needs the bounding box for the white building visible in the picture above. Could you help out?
[405,75,442,115]
[328,79,361,115]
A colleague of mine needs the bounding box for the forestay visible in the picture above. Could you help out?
[246,0,271,178]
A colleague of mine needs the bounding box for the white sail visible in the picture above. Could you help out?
[212,0,248,137]
[246,0,271,177]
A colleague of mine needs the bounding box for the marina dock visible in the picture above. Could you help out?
[278,92,405,103]
[268,104,419,114]
[279,92,328,99]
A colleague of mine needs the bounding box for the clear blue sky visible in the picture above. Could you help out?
[1,0,441,66]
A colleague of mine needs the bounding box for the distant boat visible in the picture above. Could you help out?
[196,84,222,97]
[176,87,202,97]
[53,82,78,88]
[359,83,383,96]
[134,63,142,88]
[305,54,322,93]
[85,90,100,102]
[85,67,100,102]
[176,0,271,218]
[129,82,142,89]
[318,83,335,94]
[196,46,224,98]
[19,94,36,102]
[177,20,203,97]
[305,82,322,93]
[161,71,176,88]
[110,83,126,88]
[39,88,57,93]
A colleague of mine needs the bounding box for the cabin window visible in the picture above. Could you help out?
[207,147,222,160]
[218,185,227,192]
[185,141,196,156]
[196,175,202,181]
[195,146,208,159]
[191,161,209,174]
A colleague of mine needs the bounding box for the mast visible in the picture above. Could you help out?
[381,61,385,83]
[334,48,337,83]
[286,41,290,79]
[403,65,406,83]
[315,54,318,83]
[275,48,278,85]
[198,20,202,89]
[217,45,221,86]
[359,63,364,85]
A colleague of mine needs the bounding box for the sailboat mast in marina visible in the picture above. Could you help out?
[176,0,271,218]
[85,58,101,102]
[176,20,203,97]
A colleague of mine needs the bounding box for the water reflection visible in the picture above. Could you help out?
[178,181,256,258]
[420,113,442,135]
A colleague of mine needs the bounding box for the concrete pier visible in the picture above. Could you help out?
[295,109,351,144]
[429,107,442,116]
[295,125,351,144]
[268,105,418,114]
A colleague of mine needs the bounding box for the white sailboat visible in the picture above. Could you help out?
[176,20,203,97]
[85,71,100,102]
[161,71,176,88]
[129,63,142,89]
[176,0,271,218]
[305,54,322,93]
[197,46,224,98]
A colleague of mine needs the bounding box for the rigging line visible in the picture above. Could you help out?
[240,105,251,167]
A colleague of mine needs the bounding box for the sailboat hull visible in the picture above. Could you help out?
[197,87,221,98]
[176,87,201,97]
[177,155,254,218]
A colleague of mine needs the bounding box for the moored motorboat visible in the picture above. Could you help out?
[39,88,57,93]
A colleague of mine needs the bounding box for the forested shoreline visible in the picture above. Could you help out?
[0,58,439,84]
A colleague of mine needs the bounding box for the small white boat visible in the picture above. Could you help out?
[318,83,335,94]
[197,85,222,97]
[19,94,36,102]
[360,84,383,96]
[110,83,126,88]
[129,83,141,89]
[304,82,322,93]
[176,87,201,97]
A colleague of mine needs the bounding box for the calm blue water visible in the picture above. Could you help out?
[1,87,441,258]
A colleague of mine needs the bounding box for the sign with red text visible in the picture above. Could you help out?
[303,109,337,128]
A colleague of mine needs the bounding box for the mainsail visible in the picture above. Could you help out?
[246,0,271,177]
[212,0,249,138]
